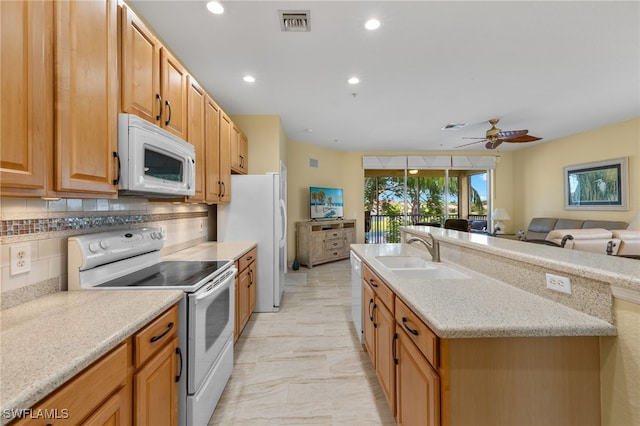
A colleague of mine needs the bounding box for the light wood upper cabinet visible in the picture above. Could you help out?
[0,0,52,197]
[120,5,161,123]
[218,111,232,203]
[160,48,188,140]
[230,124,248,174]
[120,5,188,141]
[55,0,119,196]
[187,77,206,203]
[1,0,118,198]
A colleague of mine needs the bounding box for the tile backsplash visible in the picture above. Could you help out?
[0,197,210,309]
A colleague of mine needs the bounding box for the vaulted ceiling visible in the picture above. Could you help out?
[129,1,640,152]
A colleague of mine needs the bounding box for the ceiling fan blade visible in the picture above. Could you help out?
[504,135,542,143]
[455,139,487,148]
[461,137,488,139]
[485,140,504,150]
[496,129,528,139]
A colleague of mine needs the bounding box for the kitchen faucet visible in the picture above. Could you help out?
[406,234,441,262]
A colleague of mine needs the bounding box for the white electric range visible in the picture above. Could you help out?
[68,227,235,426]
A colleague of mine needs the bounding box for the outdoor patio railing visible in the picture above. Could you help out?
[365,213,487,244]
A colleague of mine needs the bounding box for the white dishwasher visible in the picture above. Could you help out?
[350,251,364,343]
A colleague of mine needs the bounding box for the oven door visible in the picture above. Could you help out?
[187,267,236,394]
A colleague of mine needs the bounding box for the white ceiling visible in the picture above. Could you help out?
[129,1,640,153]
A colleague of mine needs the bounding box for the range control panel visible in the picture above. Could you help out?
[68,227,165,271]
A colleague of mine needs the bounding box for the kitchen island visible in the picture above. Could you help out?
[350,225,633,426]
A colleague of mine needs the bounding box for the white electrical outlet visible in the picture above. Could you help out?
[10,243,31,276]
[546,273,571,294]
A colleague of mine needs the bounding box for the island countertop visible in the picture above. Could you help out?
[350,242,617,339]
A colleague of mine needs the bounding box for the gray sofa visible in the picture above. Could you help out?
[522,217,629,241]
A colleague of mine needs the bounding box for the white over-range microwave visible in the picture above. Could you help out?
[117,113,196,197]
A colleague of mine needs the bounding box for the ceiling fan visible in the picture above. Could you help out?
[456,118,542,149]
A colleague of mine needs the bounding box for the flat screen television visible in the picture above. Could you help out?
[310,186,344,220]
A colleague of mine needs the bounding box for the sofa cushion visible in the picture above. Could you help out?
[470,220,487,232]
[547,228,613,240]
[611,230,640,256]
[528,217,558,233]
[554,219,584,230]
[583,220,629,230]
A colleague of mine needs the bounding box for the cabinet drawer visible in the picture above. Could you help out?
[362,264,394,311]
[238,247,257,271]
[13,341,129,426]
[395,297,438,368]
[323,237,345,251]
[134,305,179,367]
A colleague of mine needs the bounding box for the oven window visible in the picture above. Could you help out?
[206,287,230,351]
[144,148,183,182]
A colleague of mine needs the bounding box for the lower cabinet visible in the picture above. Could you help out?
[363,263,602,426]
[10,304,179,426]
[362,264,396,415]
[235,247,257,343]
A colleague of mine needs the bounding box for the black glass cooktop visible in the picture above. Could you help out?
[97,260,231,289]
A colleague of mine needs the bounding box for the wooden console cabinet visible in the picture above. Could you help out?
[295,220,356,268]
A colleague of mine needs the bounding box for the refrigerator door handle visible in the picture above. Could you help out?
[279,198,287,248]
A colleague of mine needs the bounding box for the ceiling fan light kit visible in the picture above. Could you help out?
[456,118,542,150]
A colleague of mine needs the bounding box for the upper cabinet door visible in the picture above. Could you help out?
[186,77,205,203]
[55,0,118,196]
[205,96,222,203]
[120,5,161,124]
[218,111,232,204]
[0,0,52,197]
[160,48,188,140]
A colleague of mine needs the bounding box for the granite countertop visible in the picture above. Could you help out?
[0,290,183,424]
[163,240,256,262]
[403,225,640,293]
[350,243,617,339]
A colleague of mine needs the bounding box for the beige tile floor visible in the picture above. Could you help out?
[209,259,396,425]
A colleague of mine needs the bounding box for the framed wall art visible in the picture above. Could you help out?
[564,157,628,210]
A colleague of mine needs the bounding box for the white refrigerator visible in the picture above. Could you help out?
[217,163,287,312]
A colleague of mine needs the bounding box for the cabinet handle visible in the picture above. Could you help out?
[155,93,163,121]
[373,303,378,328]
[401,317,419,336]
[164,99,172,125]
[150,322,174,343]
[175,347,183,383]
[368,298,374,322]
[247,256,253,262]
[220,181,226,197]
[239,155,244,168]
[248,269,253,287]
[369,278,378,288]
[112,151,121,185]
[392,333,398,365]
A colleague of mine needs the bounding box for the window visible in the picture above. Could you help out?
[362,156,494,243]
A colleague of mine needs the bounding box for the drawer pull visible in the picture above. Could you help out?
[150,322,174,343]
[402,317,419,336]
[369,278,378,288]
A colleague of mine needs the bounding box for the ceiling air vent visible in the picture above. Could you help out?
[279,10,310,32]
[441,123,467,130]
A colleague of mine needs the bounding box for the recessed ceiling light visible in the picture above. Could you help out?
[365,18,381,30]
[348,77,360,85]
[206,1,224,14]
[243,75,255,83]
